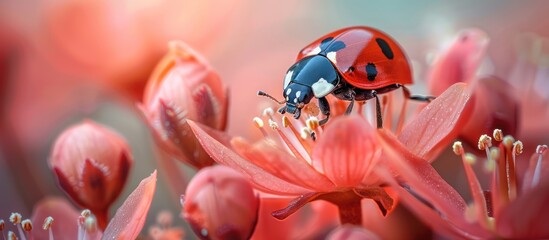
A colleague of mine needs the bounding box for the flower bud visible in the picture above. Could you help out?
[182,165,259,240]
[428,29,489,95]
[460,77,520,148]
[49,120,133,229]
[142,41,228,168]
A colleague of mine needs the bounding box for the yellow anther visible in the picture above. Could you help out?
[42,216,54,230]
[262,107,274,117]
[453,141,464,155]
[9,213,21,225]
[306,117,320,131]
[513,141,523,155]
[21,219,32,231]
[493,129,503,142]
[281,116,290,128]
[478,134,492,150]
[252,117,264,128]
[300,127,313,140]
[502,135,515,149]
[537,144,548,154]
[81,209,92,218]
[464,153,477,165]
[268,119,279,130]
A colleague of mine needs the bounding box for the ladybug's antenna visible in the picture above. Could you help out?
[257,91,286,104]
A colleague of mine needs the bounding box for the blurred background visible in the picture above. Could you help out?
[1,0,549,237]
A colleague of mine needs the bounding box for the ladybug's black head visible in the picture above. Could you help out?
[258,56,339,120]
[281,83,314,118]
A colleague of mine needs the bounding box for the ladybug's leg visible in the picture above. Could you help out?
[373,91,383,129]
[403,86,436,102]
[278,106,287,114]
[318,97,331,126]
[344,91,356,115]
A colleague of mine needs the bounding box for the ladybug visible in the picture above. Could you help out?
[259,26,430,127]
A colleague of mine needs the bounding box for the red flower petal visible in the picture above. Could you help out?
[398,83,473,161]
[378,130,467,221]
[311,115,382,187]
[188,120,312,195]
[379,171,491,239]
[102,171,157,239]
[232,138,335,192]
[496,182,549,239]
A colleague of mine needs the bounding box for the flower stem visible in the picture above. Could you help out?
[95,210,109,230]
[337,199,362,225]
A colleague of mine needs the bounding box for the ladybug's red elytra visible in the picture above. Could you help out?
[259,26,432,127]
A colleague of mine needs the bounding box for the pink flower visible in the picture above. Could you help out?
[141,41,229,169]
[182,165,259,240]
[49,120,132,229]
[1,171,157,240]
[378,127,549,239]
[187,83,473,226]
[426,29,520,147]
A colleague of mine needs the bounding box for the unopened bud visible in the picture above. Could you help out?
[50,121,133,229]
[140,41,228,170]
[183,166,258,240]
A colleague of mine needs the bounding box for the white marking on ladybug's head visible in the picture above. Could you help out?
[295,91,301,98]
[307,46,322,56]
[286,88,292,96]
[326,51,337,63]
[284,70,293,89]
[293,98,298,103]
[311,78,335,98]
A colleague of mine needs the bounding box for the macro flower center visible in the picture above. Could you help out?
[452,129,547,231]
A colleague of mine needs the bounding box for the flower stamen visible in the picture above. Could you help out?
[9,213,26,240]
[263,116,311,163]
[262,107,275,118]
[7,231,15,240]
[42,217,54,240]
[305,117,320,132]
[280,116,312,153]
[492,129,503,142]
[478,134,492,151]
[454,142,490,227]
[252,117,268,138]
[300,127,316,141]
[1,219,5,240]
[507,141,523,200]
[532,144,548,187]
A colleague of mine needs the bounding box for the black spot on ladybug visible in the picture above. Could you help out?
[347,66,355,73]
[319,37,346,54]
[366,63,377,81]
[375,38,394,60]
[320,37,334,50]
[325,41,346,53]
